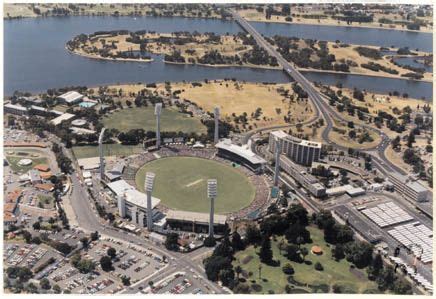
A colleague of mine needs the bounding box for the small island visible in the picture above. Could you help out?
[67,30,433,82]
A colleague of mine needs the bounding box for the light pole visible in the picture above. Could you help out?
[207,179,217,239]
[145,172,155,232]
[214,106,220,144]
[273,138,281,186]
[98,128,106,180]
[155,103,162,148]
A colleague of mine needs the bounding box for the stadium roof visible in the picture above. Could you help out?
[125,189,160,210]
[166,210,227,225]
[107,180,160,209]
[215,139,266,165]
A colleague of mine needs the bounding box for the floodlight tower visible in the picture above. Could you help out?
[155,103,162,148]
[214,106,220,144]
[145,172,156,232]
[273,138,282,186]
[98,128,106,180]
[207,179,217,239]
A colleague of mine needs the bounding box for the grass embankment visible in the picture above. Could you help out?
[72,144,144,159]
[135,156,255,213]
[233,226,378,294]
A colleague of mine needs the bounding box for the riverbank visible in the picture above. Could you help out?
[236,7,433,33]
[66,47,154,64]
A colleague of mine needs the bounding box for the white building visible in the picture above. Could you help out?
[279,155,326,197]
[51,113,76,126]
[269,130,321,166]
[57,91,84,105]
[107,180,162,228]
[388,173,429,202]
[4,103,28,116]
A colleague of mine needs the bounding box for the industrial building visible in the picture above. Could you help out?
[269,130,321,166]
[215,139,266,173]
[279,155,326,197]
[51,113,76,126]
[57,91,84,105]
[388,173,429,202]
[165,210,227,234]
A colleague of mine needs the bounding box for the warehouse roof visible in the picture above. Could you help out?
[58,91,84,103]
[51,113,75,126]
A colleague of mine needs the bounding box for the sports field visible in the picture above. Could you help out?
[135,156,255,213]
[102,106,206,133]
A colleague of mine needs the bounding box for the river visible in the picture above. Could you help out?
[4,16,433,99]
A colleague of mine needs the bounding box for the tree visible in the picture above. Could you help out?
[126,100,132,107]
[286,244,302,263]
[282,263,295,275]
[332,244,345,261]
[376,266,396,291]
[259,236,273,264]
[344,241,374,268]
[22,230,32,243]
[314,262,324,271]
[235,265,242,281]
[368,253,383,279]
[204,255,232,281]
[231,231,245,251]
[52,284,62,294]
[392,279,412,294]
[219,268,235,287]
[300,247,309,262]
[165,233,179,251]
[33,222,41,230]
[121,275,131,286]
[100,255,113,272]
[90,231,99,241]
[245,224,261,245]
[213,236,233,257]
[80,237,89,248]
[285,223,310,244]
[107,247,117,259]
[203,236,216,247]
[286,204,309,226]
[40,278,51,290]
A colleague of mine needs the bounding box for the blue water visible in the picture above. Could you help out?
[4,16,433,100]
[393,56,433,73]
[79,101,97,108]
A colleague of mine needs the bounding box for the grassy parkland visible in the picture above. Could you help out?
[102,106,206,134]
[232,226,378,294]
[135,156,255,213]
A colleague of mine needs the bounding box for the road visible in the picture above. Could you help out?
[67,170,225,294]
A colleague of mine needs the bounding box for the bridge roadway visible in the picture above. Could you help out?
[230,9,404,176]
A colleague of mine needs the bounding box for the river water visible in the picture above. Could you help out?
[4,16,433,99]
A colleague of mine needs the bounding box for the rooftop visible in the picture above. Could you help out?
[271,130,322,148]
[166,210,227,225]
[51,113,75,126]
[216,139,267,165]
[58,91,84,103]
[4,103,28,112]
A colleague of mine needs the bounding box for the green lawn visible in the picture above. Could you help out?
[102,106,207,133]
[72,144,144,159]
[233,226,379,294]
[135,157,256,213]
[5,156,48,174]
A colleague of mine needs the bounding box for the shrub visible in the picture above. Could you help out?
[314,262,324,271]
[282,263,295,275]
